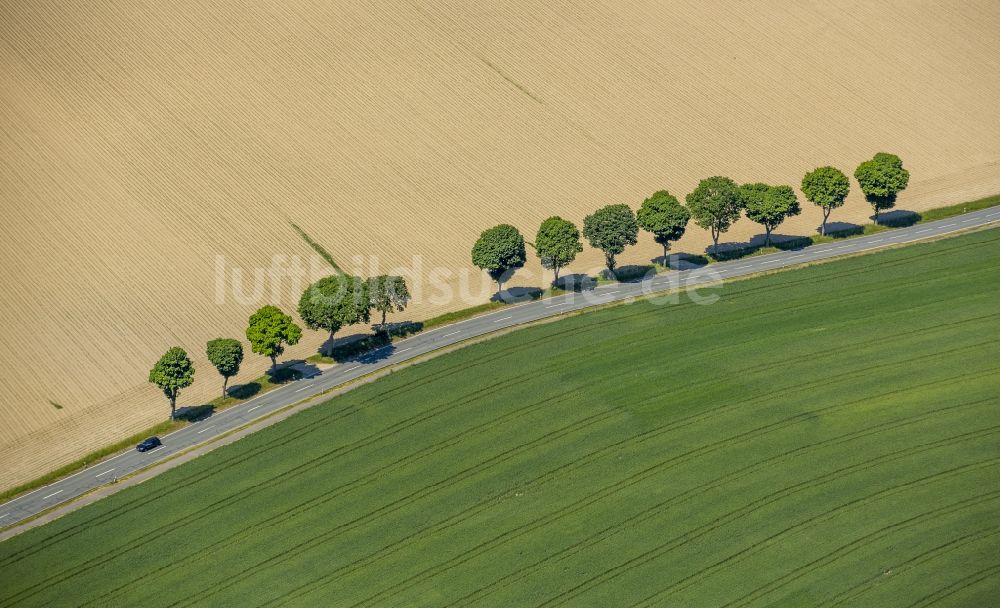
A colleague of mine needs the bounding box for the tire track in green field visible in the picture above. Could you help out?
[630,463,1000,606]
[203,357,999,608]
[267,367,998,608]
[398,431,1000,608]
[43,312,988,597]
[439,397,995,608]
[904,562,1000,608]
[822,525,1000,607]
[329,403,996,608]
[160,409,627,608]
[720,493,1000,608]
[540,487,1000,608]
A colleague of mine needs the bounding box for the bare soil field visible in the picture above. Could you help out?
[1,0,999,490]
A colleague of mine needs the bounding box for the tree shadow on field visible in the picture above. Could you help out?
[553,274,597,292]
[174,403,215,422]
[600,265,656,283]
[823,222,864,238]
[747,233,812,251]
[320,332,370,357]
[491,287,544,303]
[657,253,709,270]
[874,209,921,228]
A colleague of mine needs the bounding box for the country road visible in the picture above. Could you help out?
[2,207,998,533]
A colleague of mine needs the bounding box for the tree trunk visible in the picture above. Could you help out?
[764,226,772,247]
[496,279,504,295]
[270,355,277,373]
[553,265,561,282]
[222,376,228,401]
[873,206,880,224]
[170,394,176,420]
[822,207,832,236]
[712,226,720,254]
[662,243,669,264]
[606,253,616,273]
[381,309,387,327]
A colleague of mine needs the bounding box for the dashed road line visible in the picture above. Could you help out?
[248,404,263,413]
[43,490,63,500]
[95,469,115,478]
[294,385,312,393]
[493,316,513,323]
[196,426,214,434]
[443,331,461,338]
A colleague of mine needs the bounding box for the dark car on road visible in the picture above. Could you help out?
[136,436,162,452]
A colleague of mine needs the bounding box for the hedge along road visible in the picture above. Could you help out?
[0,206,998,533]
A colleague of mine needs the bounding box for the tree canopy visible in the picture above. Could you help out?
[685,176,743,253]
[471,224,527,292]
[582,204,639,272]
[534,216,583,281]
[246,305,302,371]
[298,275,371,342]
[206,338,244,400]
[740,183,801,246]
[368,275,411,328]
[801,166,850,235]
[148,346,195,419]
[636,190,690,261]
[854,152,910,222]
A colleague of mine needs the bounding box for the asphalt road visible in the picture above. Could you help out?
[2,208,998,530]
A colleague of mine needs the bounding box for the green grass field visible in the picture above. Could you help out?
[2,228,999,607]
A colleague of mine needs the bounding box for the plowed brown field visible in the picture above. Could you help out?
[2,0,998,489]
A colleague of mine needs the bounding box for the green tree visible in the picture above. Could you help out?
[801,166,850,236]
[582,204,639,272]
[535,216,583,281]
[205,338,243,401]
[368,275,411,329]
[471,224,527,293]
[246,305,303,372]
[148,347,194,419]
[636,190,690,262]
[298,275,371,343]
[686,176,744,254]
[740,183,801,247]
[854,152,910,222]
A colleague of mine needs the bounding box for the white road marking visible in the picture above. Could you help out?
[397,347,412,353]
[196,426,214,434]
[915,228,933,234]
[145,446,163,453]
[294,385,312,393]
[345,365,361,372]
[248,404,263,412]
[545,302,565,308]
[0,514,8,519]
[942,223,957,228]
[43,490,63,500]
[443,331,461,338]
[95,469,115,478]
[869,239,883,243]
[734,265,750,270]
[493,316,513,323]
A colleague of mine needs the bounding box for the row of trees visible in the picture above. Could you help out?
[472,153,909,289]
[148,274,412,419]
[149,153,909,418]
